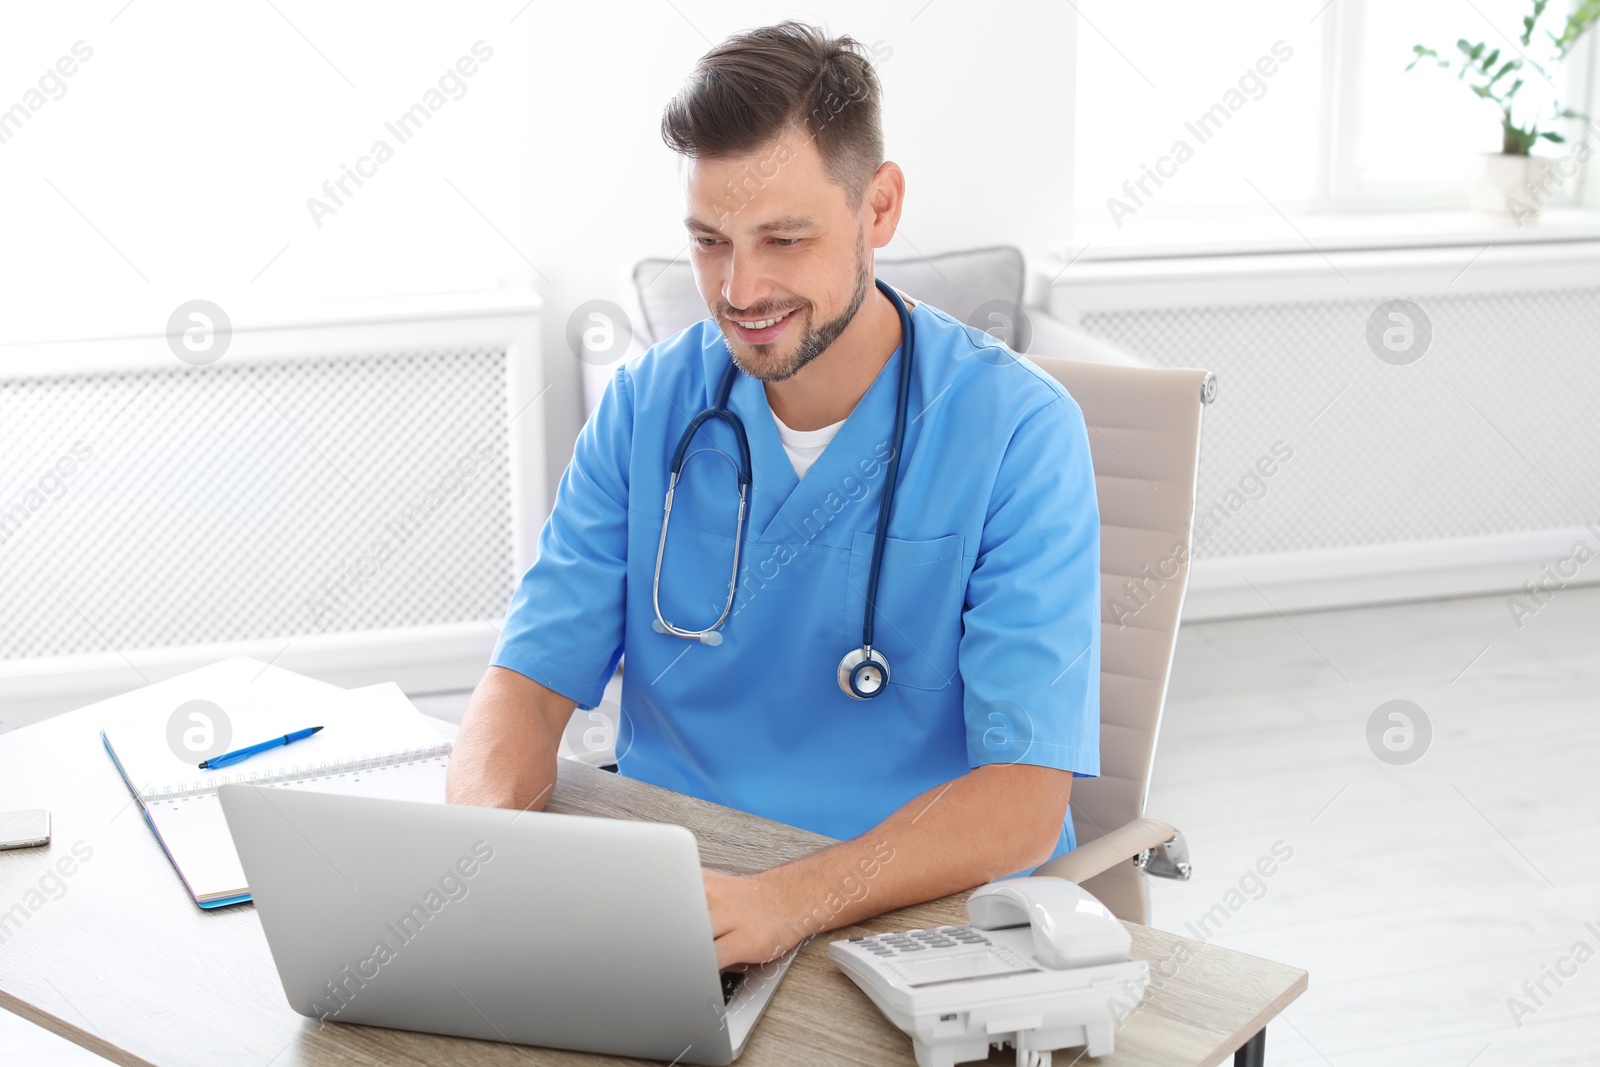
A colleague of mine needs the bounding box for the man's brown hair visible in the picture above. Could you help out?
[661,20,885,209]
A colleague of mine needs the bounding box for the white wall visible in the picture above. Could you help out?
[1,2,534,326]
[2,1,1076,491]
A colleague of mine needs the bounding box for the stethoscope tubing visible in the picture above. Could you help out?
[860,284,914,652]
[652,277,915,685]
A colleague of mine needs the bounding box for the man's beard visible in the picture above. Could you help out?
[721,233,871,383]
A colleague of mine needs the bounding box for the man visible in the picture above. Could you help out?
[446,21,1101,969]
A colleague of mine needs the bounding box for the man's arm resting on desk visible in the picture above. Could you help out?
[445,666,576,812]
[705,763,1072,968]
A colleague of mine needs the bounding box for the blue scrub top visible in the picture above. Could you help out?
[491,298,1101,873]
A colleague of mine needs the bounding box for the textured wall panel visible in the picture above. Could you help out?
[0,351,514,661]
[1078,289,1600,559]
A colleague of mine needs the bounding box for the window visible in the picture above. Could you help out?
[1073,0,1597,230]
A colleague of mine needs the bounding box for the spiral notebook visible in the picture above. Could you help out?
[99,656,453,908]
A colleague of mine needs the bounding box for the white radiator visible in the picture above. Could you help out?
[1044,241,1600,618]
[0,294,544,724]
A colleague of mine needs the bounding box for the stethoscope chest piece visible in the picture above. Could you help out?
[838,646,890,699]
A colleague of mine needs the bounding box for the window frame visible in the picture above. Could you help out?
[1316,0,1600,212]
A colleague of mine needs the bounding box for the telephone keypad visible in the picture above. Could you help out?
[853,925,992,957]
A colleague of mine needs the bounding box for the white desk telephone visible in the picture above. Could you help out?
[828,877,1148,1066]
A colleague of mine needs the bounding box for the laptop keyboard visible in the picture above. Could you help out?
[720,969,746,1004]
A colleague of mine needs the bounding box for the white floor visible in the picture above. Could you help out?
[4,585,1597,1065]
[1143,584,1600,1066]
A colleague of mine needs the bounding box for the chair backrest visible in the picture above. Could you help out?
[1025,355,1213,852]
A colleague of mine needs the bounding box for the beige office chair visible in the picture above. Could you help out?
[1025,354,1216,925]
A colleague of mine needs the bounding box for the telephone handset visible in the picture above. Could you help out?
[828,877,1149,1066]
[966,877,1133,969]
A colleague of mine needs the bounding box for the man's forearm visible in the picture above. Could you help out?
[755,764,1073,948]
[444,666,575,812]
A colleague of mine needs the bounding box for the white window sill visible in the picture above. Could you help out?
[1056,207,1600,262]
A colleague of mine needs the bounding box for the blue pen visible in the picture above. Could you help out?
[198,726,324,770]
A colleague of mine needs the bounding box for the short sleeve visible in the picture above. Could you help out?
[489,365,634,708]
[960,394,1101,778]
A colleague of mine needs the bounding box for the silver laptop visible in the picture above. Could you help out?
[218,784,796,1065]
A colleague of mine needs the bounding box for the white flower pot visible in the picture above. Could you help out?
[1469,152,1553,222]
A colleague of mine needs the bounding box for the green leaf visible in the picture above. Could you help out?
[1406,44,1441,72]
[1481,47,1501,71]
[1504,126,1534,154]
[1522,1,1542,47]
[1543,130,1566,142]
[1457,37,1475,54]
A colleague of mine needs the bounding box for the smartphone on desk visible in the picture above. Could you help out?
[0,809,51,850]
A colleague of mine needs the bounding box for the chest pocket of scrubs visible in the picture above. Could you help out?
[845,530,965,691]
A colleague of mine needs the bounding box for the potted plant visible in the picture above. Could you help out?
[1408,0,1600,221]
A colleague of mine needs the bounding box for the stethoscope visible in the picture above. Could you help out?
[652,277,914,699]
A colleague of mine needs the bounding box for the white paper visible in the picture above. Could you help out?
[97,656,452,904]
[102,666,448,798]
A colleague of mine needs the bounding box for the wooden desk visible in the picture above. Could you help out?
[0,704,1305,1067]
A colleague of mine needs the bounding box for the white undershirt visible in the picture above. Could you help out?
[768,291,915,480]
[771,409,846,479]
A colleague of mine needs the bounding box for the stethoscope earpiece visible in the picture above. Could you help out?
[837,646,890,699]
[652,617,724,646]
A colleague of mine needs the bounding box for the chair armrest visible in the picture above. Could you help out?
[1024,309,1153,368]
[1031,817,1178,883]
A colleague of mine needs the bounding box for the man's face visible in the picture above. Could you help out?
[683,128,873,382]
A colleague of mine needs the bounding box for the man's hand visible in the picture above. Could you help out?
[703,868,803,969]
[702,764,1074,967]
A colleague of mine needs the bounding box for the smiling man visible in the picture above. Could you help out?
[446,20,1102,968]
